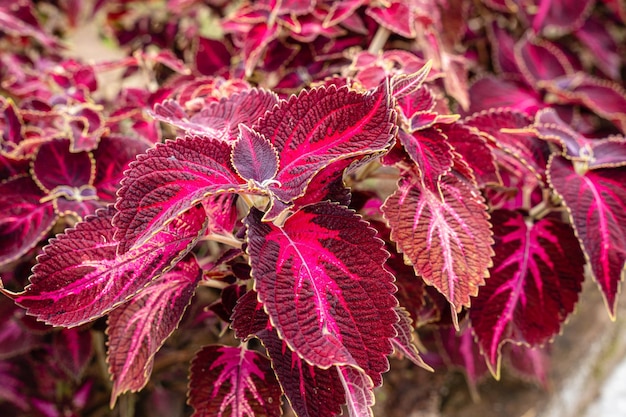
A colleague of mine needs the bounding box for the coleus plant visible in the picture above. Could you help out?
[1,0,626,416]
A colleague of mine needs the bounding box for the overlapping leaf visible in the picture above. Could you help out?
[0,175,56,267]
[114,136,244,253]
[382,165,493,323]
[391,307,431,370]
[245,202,397,386]
[253,83,396,219]
[31,139,94,192]
[51,328,93,381]
[469,210,585,376]
[337,365,375,417]
[9,205,207,327]
[188,345,282,417]
[259,328,345,417]
[108,255,202,405]
[547,155,626,317]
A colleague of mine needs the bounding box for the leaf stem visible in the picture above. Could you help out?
[368,26,391,54]
[200,233,243,248]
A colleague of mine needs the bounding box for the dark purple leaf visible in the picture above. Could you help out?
[52,328,93,381]
[31,139,94,192]
[108,255,201,404]
[245,202,397,386]
[0,175,57,267]
[188,345,282,417]
[9,205,207,327]
[469,210,585,376]
[232,125,279,185]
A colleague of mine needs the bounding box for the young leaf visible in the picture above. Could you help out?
[187,345,282,417]
[397,129,454,189]
[391,307,431,370]
[0,175,56,267]
[114,136,243,253]
[245,202,397,386]
[232,125,279,185]
[108,255,202,405]
[547,155,626,317]
[10,205,207,327]
[259,328,345,417]
[469,210,585,377]
[254,83,396,219]
[382,168,493,323]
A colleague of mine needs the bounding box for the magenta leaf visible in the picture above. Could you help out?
[31,139,94,192]
[232,125,279,185]
[108,255,201,405]
[231,290,271,341]
[532,0,595,35]
[52,328,93,381]
[390,62,433,99]
[0,175,57,267]
[245,202,397,386]
[151,89,279,141]
[10,205,207,327]
[188,345,282,417]
[547,155,626,317]
[469,210,585,376]
[466,76,543,115]
[514,35,573,86]
[259,328,345,417]
[397,128,454,189]
[504,344,550,387]
[254,83,396,219]
[382,167,493,323]
[114,136,244,254]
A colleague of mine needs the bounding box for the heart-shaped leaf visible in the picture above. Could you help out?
[382,165,493,324]
[31,139,94,192]
[547,155,626,317]
[188,345,282,417]
[52,328,93,382]
[259,328,345,417]
[254,82,396,219]
[108,255,201,405]
[0,175,57,267]
[114,136,243,254]
[245,202,397,386]
[9,205,207,327]
[469,210,585,376]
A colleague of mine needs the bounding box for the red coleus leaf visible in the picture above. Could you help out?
[254,82,396,220]
[531,0,594,35]
[259,328,345,417]
[31,139,94,192]
[52,328,93,382]
[469,210,585,376]
[382,164,493,324]
[9,205,207,327]
[366,1,416,38]
[231,290,271,341]
[232,125,279,185]
[245,202,397,386]
[188,345,282,417]
[541,73,626,133]
[0,175,57,267]
[575,17,622,80]
[397,128,454,189]
[514,35,574,87]
[108,255,201,405]
[466,76,544,115]
[504,344,550,387]
[151,89,279,141]
[114,136,243,254]
[547,155,626,317]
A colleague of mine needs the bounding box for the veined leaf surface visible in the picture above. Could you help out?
[108,255,202,405]
[469,210,585,376]
[548,155,626,317]
[114,136,243,253]
[382,170,493,322]
[188,345,282,417]
[245,202,397,386]
[10,205,206,327]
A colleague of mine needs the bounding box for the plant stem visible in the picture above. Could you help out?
[368,26,391,54]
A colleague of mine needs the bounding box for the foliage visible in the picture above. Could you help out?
[0,0,625,416]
